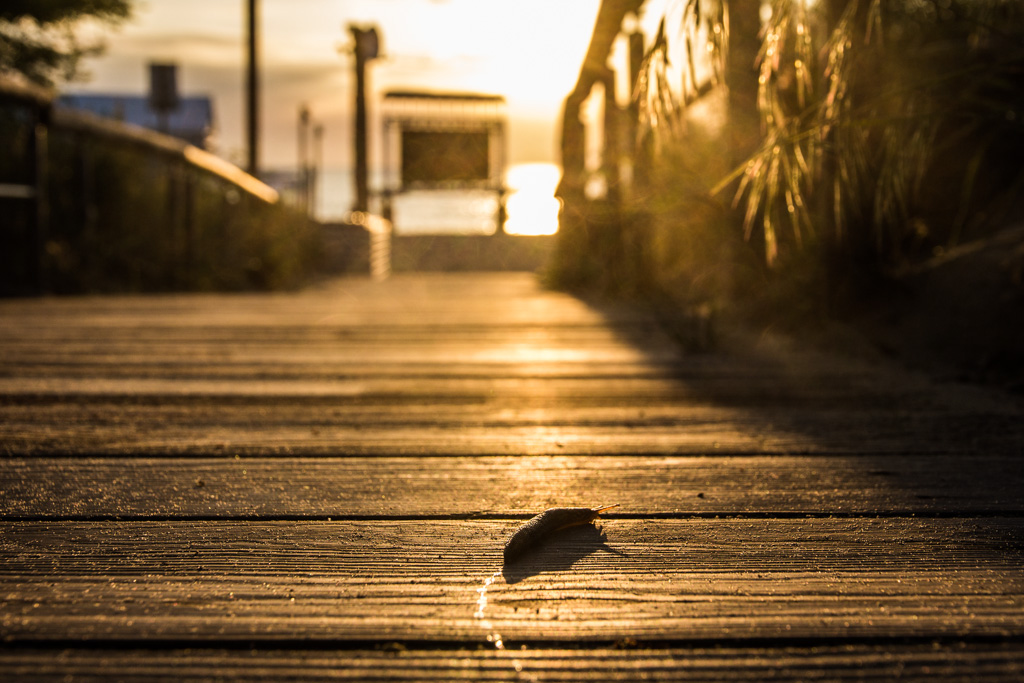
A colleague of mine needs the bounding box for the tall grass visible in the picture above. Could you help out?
[721,0,1024,269]
[635,0,729,145]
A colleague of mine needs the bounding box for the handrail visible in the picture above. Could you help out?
[184,146,278,204]
[52,108,279,203]
[558,0,644,199]
[1,74,312,295]
[1,75,278,205]
[0,75,53,107]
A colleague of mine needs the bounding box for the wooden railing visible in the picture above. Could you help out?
[0,78,50,294]
[551,0,750,295]
[1,77,316,295]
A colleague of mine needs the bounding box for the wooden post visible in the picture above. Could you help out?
[494,120,507,235]
[31,112,50,294]
[298,105,310,214]
[557,0,644,203]
[627,30,647,193]
[183,170,196,282]
[600,67,620,202]
[311,123,323,219]
[627,31,643,134]
[558,90,587,200]
[353,49,368,213]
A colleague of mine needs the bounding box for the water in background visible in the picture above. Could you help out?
[317,162,561,235]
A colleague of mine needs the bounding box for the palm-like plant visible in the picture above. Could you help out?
[719,0,1024,267]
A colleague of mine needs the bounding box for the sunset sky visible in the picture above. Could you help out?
[74,0,603,172]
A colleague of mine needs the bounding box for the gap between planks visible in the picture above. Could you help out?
[2,643,1024,682]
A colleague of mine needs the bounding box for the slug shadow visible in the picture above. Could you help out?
[501,524,623,585]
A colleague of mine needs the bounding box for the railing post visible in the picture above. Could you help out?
[558,90,587,200]
[184,169,196,281]
[626,30,649,194]
[31,109,50,294]
[599,67,620,202]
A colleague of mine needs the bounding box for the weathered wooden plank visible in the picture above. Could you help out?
[3,341,1019,459]
[0,322,976,411]
[0,274,652,330]
[3,519,1023,643]
[0,426,819,457]
[1,276,1011,413]
[0,317,1003,405]
[0,364,983,406]
[4,424,1019,457]
[4,643,1024,682]
[2,271,1023,680]
[0,424,1014,457]
[4,274,1019,460]
[2,455,1023,518]
[0,321,667,343]
[0,375,922,402]
[3,395,1020,456]
[0,334,680,370]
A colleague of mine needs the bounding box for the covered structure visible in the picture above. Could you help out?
[380,91,507,234]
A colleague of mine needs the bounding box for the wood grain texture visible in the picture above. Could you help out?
[3,384,1019,456]
[2,455,1023,518]
[2,273,1023,679]
[3,275,1020,458]
[4,644,1024,682]
[3,519,1024,643]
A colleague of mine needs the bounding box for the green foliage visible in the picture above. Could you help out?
[553,0,1024,335]
[0,0,132,86]
[725,0,1024,268]
[1,1,131,24]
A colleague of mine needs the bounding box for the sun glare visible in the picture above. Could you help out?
[375,0,598,113]
[503,163,561,236]
[77,0,599,219]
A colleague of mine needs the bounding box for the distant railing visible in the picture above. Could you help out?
[1,77,316,295]
[551,0,736,294]
[552,0,657,291]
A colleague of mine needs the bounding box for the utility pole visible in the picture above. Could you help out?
[298,104,310,214]
[312,123,323,219]
[148,62,179,136]
[348,24,379,213]
[245,0,260,177]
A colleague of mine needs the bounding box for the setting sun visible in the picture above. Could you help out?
[504,163,562,236]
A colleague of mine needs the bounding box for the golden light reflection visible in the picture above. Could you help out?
[503,163,562,235]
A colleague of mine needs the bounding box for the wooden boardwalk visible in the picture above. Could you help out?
[2,272,1023,680]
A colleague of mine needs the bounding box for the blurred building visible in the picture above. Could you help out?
[57,64,215,150]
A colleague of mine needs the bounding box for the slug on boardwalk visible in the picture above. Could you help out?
[503,504,618,563]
